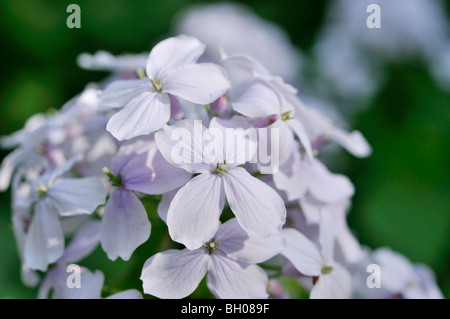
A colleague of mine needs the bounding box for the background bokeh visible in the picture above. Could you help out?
[0,0,448,298]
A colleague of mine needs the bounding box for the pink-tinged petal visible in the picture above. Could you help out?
[106,92,170,141]
[167,173,225,250]
[223,167,286,237]
[168,94,183,120]
[60,220,101,264]
[155,120,212,173]
[209,94,228,117]
[163,63,230,105]
[331,129,372,158]
[46,177,107,216]
[216,218,284,264]
[100,189,151,261]
[310,264,352,299]
[100,78,151,108]
[120,141,191,195]
[208,252,268,299]
[286,118,314,162]
[140,249,209,299]
[146,35,206,80]
[24,201,64,271]
[106,289,143,299]
[281,228,322,277]
[232,81,281,117]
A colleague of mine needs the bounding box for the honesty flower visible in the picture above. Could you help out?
[155,118,286,250]
[233,80,314,165]
[282,210,352,299]
[101,35,230,140]
[100,138,191,261]
[273,143,354,204]
[371,247,444,299]
[140,218,284,299]
[38,220,101,298]
[23,157,107,271]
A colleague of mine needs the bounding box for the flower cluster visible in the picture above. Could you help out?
[0,34,443,299]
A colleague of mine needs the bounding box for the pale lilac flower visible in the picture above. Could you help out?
[371,247,444,299]
[24,158,107,271]
[282,210,352,299]
[140,218,283,299]
[101,35,230,140]
[155,118,286,250]
[100,139,191,260]
[38,220,101,299]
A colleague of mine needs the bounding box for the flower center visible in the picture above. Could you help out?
[151,79,163,93]
[212,162,228,176]
[321,266,333,275]
[35,183,48,198]
[281,111,293,121]
[203,239,220,255]
[102,167,122,187]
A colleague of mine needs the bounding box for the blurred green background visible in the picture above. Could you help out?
[0,0,448,298]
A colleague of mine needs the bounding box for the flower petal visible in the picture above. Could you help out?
[146,35,206,80]
[318,209,337,265]
[106,289,143,299]
[331,129,372,158]
[163,63,230,105]
[24,201,64,271]
[60,220,101,264]
[223,167,286,237]
[216,218,284,264]
[155,119,212,173]
[100,189,151,261]
[63,269,104,299]
[106,92,170,141]
[232,81,281,117]
[208,252,268,299]
[281,228,322,276]
[286,118,314,162]
[120,141,191,195]
[167,173,225,250]
[46,177,107,216]
[100,79,151,108]
[140,249,209,299]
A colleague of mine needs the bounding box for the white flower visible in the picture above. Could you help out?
[140,218,283,299]
[155,118,286,250]
[101,35,230,140]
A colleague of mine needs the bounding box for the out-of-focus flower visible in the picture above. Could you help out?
[174,2,302,84]
[101,35,230,140]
